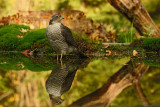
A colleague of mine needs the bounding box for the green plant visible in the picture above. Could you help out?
[143,25,155,37]
[117,30,135,43]
[130,18,134,43]
[117,19,135,43]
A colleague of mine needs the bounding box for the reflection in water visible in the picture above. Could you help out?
[0,52,160,107]
[69,60,150,107]
[45,57,89,105]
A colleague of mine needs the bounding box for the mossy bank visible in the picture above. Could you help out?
[0,24,160,53]
[0,24,97,54]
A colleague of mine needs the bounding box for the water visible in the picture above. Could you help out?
[0,51,160,107]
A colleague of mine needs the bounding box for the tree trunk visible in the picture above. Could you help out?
[107,0,160,37]
[69,61,149,107]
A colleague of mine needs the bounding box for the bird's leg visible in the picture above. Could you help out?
[57,53,59,63]
[60,53,63,60]
[60,53,63,65]
[60,59,63,65]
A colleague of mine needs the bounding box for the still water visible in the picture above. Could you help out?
[0,51,160,107]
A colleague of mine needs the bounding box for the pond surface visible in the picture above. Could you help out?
[0,51,160,107]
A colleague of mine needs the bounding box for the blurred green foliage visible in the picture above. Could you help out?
[0,0,6,16]
[0,69,12,93]
[0,0,160,44]
[1,0,160,24]
[116,19,136,43]
[54,0,160,43]
[112,67,160,106]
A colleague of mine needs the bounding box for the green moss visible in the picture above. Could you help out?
[36,38,48,44]
[0,33,21,50]
[71,30,89,42]
[0,52,26,70]
[0,24,93,52]
[23,28,46,43]
[131,38,160,51]
[19,28,47,50]
[0,24,30,36]
[107,45,131,50]
[0,53,56,71]
[0,24,30,51]
[144,54,160,67]
[22,57,56,71]
[43,45,53,53]
[0,25,3,29]
[0,25,52,51]
[142,38,160,51]
[1,24,160,53]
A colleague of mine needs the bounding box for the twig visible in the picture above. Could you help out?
[0,91,13,100]
[102,43,130,45]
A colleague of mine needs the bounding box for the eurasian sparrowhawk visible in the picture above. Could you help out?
[46,14,80,60]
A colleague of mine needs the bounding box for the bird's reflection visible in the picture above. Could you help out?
[45,56,89,105]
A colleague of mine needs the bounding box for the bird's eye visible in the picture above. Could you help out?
[58,16,60,18]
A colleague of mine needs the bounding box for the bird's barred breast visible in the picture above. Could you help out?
[46,23,65,41]
[46,23,68,54]
[46,64,68,96]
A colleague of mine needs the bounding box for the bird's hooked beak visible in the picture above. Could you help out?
[49,95,64,105]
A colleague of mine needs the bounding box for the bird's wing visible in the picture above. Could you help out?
[60,24,77,47]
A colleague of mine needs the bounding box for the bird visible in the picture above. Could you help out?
[45,59,81,105]
[46,14,82,62]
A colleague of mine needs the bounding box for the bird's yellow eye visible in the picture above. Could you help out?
[58,16,60,18]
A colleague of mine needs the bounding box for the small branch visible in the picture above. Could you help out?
[0,91,13,100]
[102,43,130,45]
[134,80,150,106]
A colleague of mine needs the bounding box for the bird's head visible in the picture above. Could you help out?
[49,14,64,25]
[49,94,64,105]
